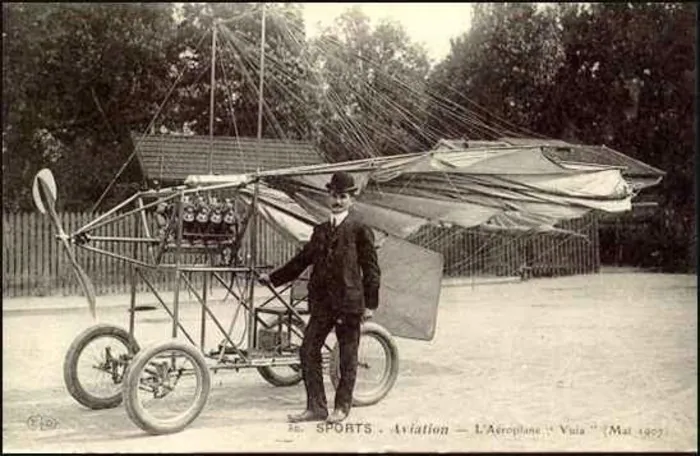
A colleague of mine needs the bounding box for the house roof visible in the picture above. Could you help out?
[433,137,665,178]
[133,134,326,182]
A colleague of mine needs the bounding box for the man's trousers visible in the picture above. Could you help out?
[299,309,362,415]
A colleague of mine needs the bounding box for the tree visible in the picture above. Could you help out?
[3,3,177,210]
[2,3,324,209]
[426,3,564,140]
[308,7,433,161]
[169,3,316,142]
[427,2,695,270]
[540,3,695,272]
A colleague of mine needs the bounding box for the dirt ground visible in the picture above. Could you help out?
[2,272,696,452]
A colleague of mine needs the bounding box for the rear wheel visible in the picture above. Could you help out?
[63,324,139,410]
[329,322,399,406]
[123,340,211,435]
[257,318,306,387]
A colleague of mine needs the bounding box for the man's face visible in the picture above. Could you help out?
[327,191,354,214]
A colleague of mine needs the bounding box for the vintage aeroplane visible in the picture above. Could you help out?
[30,5,638,436]
[32,142,635,434]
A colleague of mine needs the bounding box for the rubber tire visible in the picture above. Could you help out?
[257,318,306,387]
[329,321,399,407]
[123,340,211,435]
[63,324,140,410]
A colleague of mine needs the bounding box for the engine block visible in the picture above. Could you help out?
[154,195,242,248]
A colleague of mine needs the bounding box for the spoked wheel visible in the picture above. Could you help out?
[257,317,306,387]
[329,322,399,406]
[123,340,211,435]
[63,324,139,410]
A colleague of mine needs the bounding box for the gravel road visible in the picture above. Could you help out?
[2,273,696,452]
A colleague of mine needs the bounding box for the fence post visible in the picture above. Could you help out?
[593,213,600,272]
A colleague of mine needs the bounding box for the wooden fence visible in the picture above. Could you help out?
[408,213,600,278]
[2,211,600,298]
[2,211,299,298]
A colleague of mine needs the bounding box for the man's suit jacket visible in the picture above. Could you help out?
[269,211,380,315]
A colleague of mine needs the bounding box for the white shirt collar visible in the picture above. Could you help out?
[330,210,349,227]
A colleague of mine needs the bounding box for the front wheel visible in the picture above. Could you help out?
[329,322,399,407]
[63,324,139,410]
[123,340,211,435]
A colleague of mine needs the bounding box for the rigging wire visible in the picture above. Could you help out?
[284,32,506,148]
[298,31,460,137]
[215,42,246,170]
[272,18,380,158]
[77,7,603,316]
[218,24,290,143]
[91,29,210,212]
[232,12,595,282]
[313,31,545,142]
[436,77,553,140]
[312,33,512,141]
[101,5,553,193]
[308,28,549,141]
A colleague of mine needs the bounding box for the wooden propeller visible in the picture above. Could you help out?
[33,169,97,319]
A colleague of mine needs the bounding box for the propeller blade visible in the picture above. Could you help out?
[32,169,57,215]
[61,239,97,319]
[35,172,97,319]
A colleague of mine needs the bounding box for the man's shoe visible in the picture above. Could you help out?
[326,409,349,424]
[287,410,328,423]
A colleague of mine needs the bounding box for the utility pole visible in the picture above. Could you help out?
[256,3,266,142]
[247,3,266,352]
[208,20,218,174]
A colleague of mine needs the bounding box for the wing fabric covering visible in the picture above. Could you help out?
[253,146,633,241]
[233,146,633,340]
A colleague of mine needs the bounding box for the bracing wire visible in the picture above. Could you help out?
[301,31,510,141]
[92,29,210,212]
[218,24,291,143]
[309,33,492,134]
[310,29,549,141]
[100,8,598,285]
[215,43,245,168]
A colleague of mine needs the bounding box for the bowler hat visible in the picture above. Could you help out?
[326,171,358,194]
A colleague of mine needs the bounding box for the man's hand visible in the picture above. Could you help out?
[258,272,271,286]
[362,308,374,322]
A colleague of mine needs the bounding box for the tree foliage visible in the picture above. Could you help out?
[539,3,695,272]
[427,3,564,139]
[169,3,315,141]
[3,3,176,210]
[539,3,695,207]
[427,2,695,271]
[308,7,432,161]
[2,2,694,270]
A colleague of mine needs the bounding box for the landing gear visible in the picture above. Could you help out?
[63,324,140,410]
[329,322,399,406]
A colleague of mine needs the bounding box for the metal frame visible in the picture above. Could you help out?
[72,176,329,373]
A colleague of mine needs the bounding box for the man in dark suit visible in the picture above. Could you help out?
[259,171,381,424]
